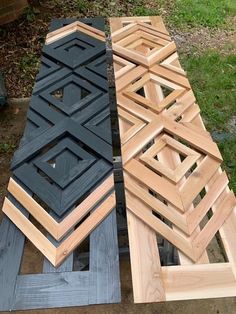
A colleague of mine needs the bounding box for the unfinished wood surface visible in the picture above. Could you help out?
[6,176,113,241]
[110,15,236,303]
[3,192,115,267]
[46,20,105,44]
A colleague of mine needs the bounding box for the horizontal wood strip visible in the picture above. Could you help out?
[163,263,236,301]
[13,271,89,310]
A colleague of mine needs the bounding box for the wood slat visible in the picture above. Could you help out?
[0,17,120,311]
[110,15,236,303]
[7,176,113,241]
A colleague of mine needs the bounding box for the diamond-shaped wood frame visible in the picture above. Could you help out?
[139,134,201,183]
[1,21,115,267]
[0,18,120,311]
[110,16,236,303]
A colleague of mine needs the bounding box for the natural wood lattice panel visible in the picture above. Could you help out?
[110,16,236,303]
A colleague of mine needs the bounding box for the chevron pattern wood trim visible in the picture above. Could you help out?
[0,18,120,311]
[2,19,115,267]
[110,16,236,303]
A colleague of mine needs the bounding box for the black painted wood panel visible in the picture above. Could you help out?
[0,18,120,311]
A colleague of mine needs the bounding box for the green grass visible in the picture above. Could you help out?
[169,0,236,28]
[0,143,16,153]
[181,52,236,131]
[23,6,40,22]
[132,7,157,16]
[219,139,236,192]
[19,54,39,74]
[76,0,91,13]
[181,51,236,192]
[132,0,161,16]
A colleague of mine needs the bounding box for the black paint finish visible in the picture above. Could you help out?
[0,18,120,311]
[11,21,113,218]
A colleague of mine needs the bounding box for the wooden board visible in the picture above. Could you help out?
[0,18,120,311]
[110,15,236,303]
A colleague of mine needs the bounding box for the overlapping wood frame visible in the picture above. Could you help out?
[0,15,236,310]
[110,16,236,303]
[0,18,120,311]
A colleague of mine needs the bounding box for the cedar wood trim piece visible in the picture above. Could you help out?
[110,15,236,303]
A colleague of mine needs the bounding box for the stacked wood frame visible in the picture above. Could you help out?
[110,16,236,303]
[0,18,120,311]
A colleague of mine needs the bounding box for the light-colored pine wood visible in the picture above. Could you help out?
[125,174,188,233]
[7,176,114,241]
[127,209,165,302]
[126,192,195,260]
[161,52,186,76]
[192,191,236,259]
[113,55,136,79]
[119,108,146,144]
[111,21,175,67]
[163,263,236,300]
[46,21,105,44]
[110,15,236,303]
[187,171,229,233]
[2,192,115,267]
[125,158,184,210]
[180,156,220,210]
[164,89,196,120]
[115,65,147,92]
[140,134,201,183]
[156,137,209,265]
[163,118,223,161]
[150,64,191,89]
[2,198,57,265]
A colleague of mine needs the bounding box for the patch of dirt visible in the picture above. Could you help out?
[0,101,28,222]
[170,18,236,56]
[0,1,81,98]
[227,115,236,135]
